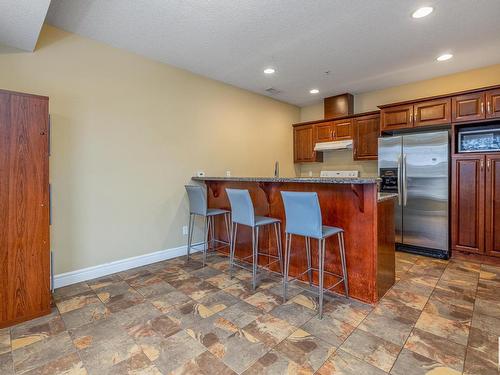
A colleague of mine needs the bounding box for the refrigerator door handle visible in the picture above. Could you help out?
[397,155,402,206]
[403,153,408,206]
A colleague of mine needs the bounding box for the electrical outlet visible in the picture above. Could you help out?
[182,225,188,235]
[226,170,231,177]
[308,171,313,177]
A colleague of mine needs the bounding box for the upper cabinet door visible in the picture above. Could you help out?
[294,125,322,163]
[333,119,352,140]
[314,121,334,143]
[452,92,486,123]
[414,98,451,127]
[486,154,500,257]
[380,104,414,132]
[486,89,500,119]
[353,114,380,160]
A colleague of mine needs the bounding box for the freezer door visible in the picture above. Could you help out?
[402,131,449,251]
[378,136,403,243]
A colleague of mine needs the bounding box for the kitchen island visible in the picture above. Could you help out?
[192,176,397,304]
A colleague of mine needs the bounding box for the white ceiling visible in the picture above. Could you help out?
[0,0,51,51]
[43,1,500,105]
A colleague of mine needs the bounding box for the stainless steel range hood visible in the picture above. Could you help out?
[314,140,353,151]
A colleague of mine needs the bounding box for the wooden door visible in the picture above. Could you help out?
[380,104,414,132]
[485,155,500,257]
[486,89,500,119]
[314,121,333,143]
[294,125,322,163]
[452,92,486,123]
[0,91,50,327]
[353,114,379,160]
[333,119,352,140]
[414,98,451,127]
[452,155,485,254]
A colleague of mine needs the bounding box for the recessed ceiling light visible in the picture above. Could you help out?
[436,53,453,62]
[264,68,275,74]
[310,89,319,94]
[412,6,433,18]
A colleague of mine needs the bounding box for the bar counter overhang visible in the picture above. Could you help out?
[191,176,397,304]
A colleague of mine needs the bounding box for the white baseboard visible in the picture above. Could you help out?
[53,242,203,289]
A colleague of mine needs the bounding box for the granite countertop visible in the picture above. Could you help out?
[378,192,399,202]
[192,176,380,184]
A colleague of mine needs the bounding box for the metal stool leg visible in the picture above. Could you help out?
[203,216,209,266]
[274,222,284,275]
[283,233,292,302]
[229,223,238,278]
[305,237,312,287]
[187,214,194,260]
[210,216,215,251]
[318,238,326,319]
[252,227,259,290]
[224,213,230,245]
[339,231,349,298]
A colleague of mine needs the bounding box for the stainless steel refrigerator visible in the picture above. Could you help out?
[378,131,449,258]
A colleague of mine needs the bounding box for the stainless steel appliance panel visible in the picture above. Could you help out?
[402,131,449,250]
[378,136,403,243]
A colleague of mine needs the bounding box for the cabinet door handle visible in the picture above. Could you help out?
[487,101,492,114]
[487,159,491,170]
[409,113,413,124]
[481,159,484,170]
[480,101,485,115]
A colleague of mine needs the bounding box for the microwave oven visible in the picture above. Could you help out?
[458,128,500,153]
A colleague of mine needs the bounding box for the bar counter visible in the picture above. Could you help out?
[192,176,397,304]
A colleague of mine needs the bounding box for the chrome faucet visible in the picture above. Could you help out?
[274,161,279,178]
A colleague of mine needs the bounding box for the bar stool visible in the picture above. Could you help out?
[225,188,283,290]
[281,191,348,319]
[185,185,231,266]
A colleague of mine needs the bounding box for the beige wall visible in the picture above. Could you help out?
[299,63,500,176]
[0,25,300,274]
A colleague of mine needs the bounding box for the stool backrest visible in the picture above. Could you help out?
[185,185,207,216]
[281,191,323,238]
[226,188,255,227]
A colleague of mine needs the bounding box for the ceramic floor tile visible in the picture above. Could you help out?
[340,329,400,372]
[404,328,466,372]
[102,289,146,313]
[208,329,270,374]
[184,314,239,349]
[242,314,297,347]
[474,297,500,318]
[217,301,263,328]
[166,300,216,327]
[463,347,499,375]
[269,299,317,327]
[301,314,355,348]
[190,266,223,279]
[274,328,336,372]
[244,290,282,313]
[53,282,91,301]
[61,303,110,331]
[0,328,10,355]
[10,310,66,350]
[12,332,76,374]
[390,348,461,375]
[87,274,122,290]
[137,330,207,374]
[149,290,192,313]
[0,352,14,375]
[55,291,101,315]
[242,349,312,375]
[103,352,160,375]
[316,349,388,375]
[206,272,240,289]
[479,263,500,282]
[321,296,373,327]
[223,280,256,300]
[198,289,240,313]
[170,349,236,375]
[21,352,87,375]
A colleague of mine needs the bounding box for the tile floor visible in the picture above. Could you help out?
[0,251,499,374]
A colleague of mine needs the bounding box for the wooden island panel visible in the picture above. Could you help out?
[202,179,395,304]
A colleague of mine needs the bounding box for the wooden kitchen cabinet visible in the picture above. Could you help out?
[294,125,322,163]
[414,98,451,127]
[486,88,500,119]
[380,104,413,132]
[452,155,485,254]
[486,154,500,257]
[314,121,334,143]
[0,90,51,328]
[353,114,379,160]
[333,119,352,140]
[452,92,486,123]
